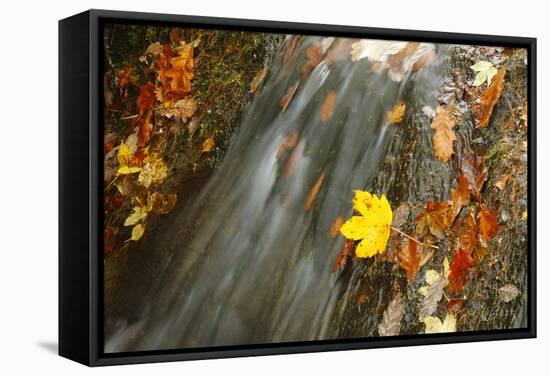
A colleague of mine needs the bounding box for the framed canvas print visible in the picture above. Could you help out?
[59,9,536,366]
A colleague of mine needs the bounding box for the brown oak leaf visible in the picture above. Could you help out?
[430,105,459,163]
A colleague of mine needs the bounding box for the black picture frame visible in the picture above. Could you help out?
[59,9,537,367]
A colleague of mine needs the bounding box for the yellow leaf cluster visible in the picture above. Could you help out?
[117,141,141,175]
[340,190,393,258]
[138,154,168,188]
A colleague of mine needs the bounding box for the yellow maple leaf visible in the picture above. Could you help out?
[340,190,393,258]
[423,313,457,333]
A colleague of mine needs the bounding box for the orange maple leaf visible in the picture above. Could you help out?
[478,206,499,241]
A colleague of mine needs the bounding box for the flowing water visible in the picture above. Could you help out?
[105,36,452,352]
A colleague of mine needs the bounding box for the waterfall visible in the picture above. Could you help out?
[105,35,450,352]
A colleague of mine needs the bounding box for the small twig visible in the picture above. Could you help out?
[390,225,438,249]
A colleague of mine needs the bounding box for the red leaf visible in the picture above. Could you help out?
[137,112,154,147]
[455,207,477,254]
[333,239,355,272]
[448,249,476,293]
[136,82,156,115]
[478,206,499,241]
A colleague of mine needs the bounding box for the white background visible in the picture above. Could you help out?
[0,0,546,374]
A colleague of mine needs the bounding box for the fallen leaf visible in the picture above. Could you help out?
[136,82,156,115]
[498,284,521,303]
[280,81,300,112]
[117,141,134,168]
[378,293,405,336]
[200,135,216,154]
[139,41,162,63]
[430,105,459,163]
[301,42,322,78]
[329,216,345,238]
[449,175,470,223]
[387,101,406,124]
[470,61,498,87]
[275,132,299,160]
[159,97,197,122]
[474,67,506,128]
[340,190,393,258]
[478,206,499,241]
[455,207,478,254]
[320,90,337,124]
[148,192,177,215]
[418,270,448,320]
[398,238,421,282]
[137,112,154,147]
[424,313,457,333]
[305,169,326,212]
[415,201,451,239]
[138,154,168,188]
[460,151,488,202]
[448,249,476,293]
[166,41,195,97]
[333,239,355,272]
[116,141,141,175]
[130,223,145,241]
[124,206,149,226]
[391,202,411,228]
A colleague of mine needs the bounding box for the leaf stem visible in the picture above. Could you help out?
[390,225,438,249]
